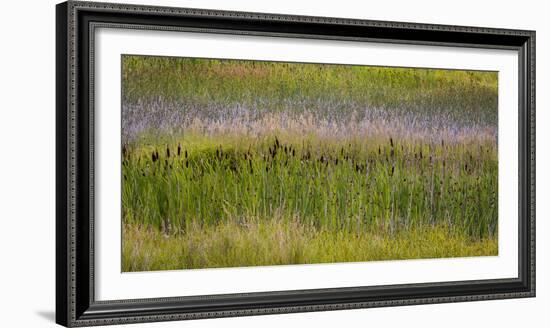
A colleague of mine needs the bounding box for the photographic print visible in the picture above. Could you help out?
[56,3,535,325]
[121,55,498,272]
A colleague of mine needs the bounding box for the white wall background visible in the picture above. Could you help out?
[0,0,545,327]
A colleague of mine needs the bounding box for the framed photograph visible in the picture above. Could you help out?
[56,1,535,326]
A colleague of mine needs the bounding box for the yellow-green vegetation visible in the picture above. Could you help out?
[122,56,498,124]
[121,55,498,272]
[123,220,497,272]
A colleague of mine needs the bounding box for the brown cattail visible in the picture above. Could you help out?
[177,143,181,156]
[166,146,170,158]
[390,137,394,148]
[185,150,188,159]
[152,151,157,162]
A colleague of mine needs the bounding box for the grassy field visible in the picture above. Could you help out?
[121,55,498,272]
[123,221,497,272]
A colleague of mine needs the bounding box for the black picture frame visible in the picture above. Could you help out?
[56,1,536,326]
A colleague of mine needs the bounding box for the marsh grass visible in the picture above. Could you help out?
[121,56,498,271]
[122,132,497,239]
[122,56,497,124]
[122,218,497,272]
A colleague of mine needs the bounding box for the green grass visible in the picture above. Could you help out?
[121,56,498,271]
[122,219,497,272]
[122,55,498,126]
[123,133,497,239]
